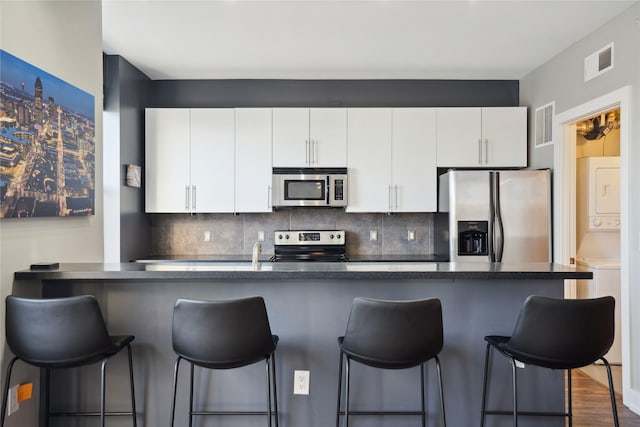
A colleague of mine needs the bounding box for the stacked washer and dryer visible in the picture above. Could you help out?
[576,156,621,364]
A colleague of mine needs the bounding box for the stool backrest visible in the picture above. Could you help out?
[341,297,443,369]
[172,296,275,369]
[5,295,114,367]
[508,295,615,368]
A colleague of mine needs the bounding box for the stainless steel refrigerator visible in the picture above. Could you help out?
[435,169,552,262]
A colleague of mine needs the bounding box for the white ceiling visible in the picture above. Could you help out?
[102,0,637,80]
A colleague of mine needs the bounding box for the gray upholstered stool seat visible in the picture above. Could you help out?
[480,295,619,427]
[170,296,279,427]
[1,295,137,427]
[336,297,446,427]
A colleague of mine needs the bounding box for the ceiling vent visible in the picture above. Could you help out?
[584,43,614,82]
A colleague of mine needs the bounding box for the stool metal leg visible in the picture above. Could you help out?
[266,356,272,427]
[435,356,447,427]
[1,357,18,427]
[127,344,137,427]
[336,350,344,427]
[336,351,344,427]
[510,358,518,427]
[189,362,195,427]
[420,363,426,427]
[170,356,183,427]
[100,358,108,427]
[271,351,279,427]
[567,368,572,427]
[602,357,620,427]
[345,356,351,427]
[480,342,491,427]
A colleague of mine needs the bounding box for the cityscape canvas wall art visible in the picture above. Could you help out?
[0,49,95,218]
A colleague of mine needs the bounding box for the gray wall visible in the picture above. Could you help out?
[136,77,520,257]
[103,55,151,262]
[519,0,640,408]
[149,79,519,108]
[0,2,103,426]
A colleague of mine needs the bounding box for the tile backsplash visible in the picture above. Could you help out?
[150,209,435,256]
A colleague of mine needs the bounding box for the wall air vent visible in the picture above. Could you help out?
[535,102,554,148]
[584,43,614,82]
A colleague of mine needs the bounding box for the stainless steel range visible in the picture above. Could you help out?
[271,230,348,262]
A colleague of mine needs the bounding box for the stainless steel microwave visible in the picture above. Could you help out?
[272,168,347,207]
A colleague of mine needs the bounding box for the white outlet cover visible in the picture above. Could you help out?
[293,370,310,395]
[7,385,19,416]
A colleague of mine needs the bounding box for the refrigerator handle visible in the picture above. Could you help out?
[492,172,505,262]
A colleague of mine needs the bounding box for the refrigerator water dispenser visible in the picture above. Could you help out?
[458,221,488,256]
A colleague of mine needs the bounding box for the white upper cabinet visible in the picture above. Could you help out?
[145,108,191,213]
[235,108,273,213]
[392,108,437,212]
[346,108,392,212]
[346,108,437,213]
[145,108,235,213]
[273,108,347,167]
[309,108,347,166]
[436,107,527,167]
[190,109,236,212]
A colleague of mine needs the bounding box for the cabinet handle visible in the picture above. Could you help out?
[388,185,392,211]
[478,139,482,165]
[192,185,196,211]
[395,184,399,210]
[483,139,488,164]
[268,185,272,209]
[185,185,190,211]
[305,139,310,165]
[602,184,608,197]
[312,139,317,165]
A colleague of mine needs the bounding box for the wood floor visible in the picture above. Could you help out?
[571,369,640,426]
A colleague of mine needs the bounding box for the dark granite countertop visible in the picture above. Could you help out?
[15,261,592,281]
[136,254,449,263]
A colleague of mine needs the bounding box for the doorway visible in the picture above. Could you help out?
[553,86,634,411]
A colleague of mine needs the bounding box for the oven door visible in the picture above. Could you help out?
[273,174,329,207]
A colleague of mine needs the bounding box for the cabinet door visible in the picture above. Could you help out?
[482,107,527,167]
[272,108,310,167]
[346,108,392,212]
[190,109,235,212]
[235,108,273,213]
[392,108,437,212]
[436,108,482,167]
[595,167,620,214]
[309,108,347,167]
[145,108,190,213]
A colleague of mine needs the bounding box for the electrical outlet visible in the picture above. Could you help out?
[293,370,310,395]
[7,385,19,416]
[407,230,416,241]
[258,231,265,242]
[203,231,211,242]
[369,230,378,241]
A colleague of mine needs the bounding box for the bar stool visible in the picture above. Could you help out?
[1,295,137,427]
[336,297,446,427]
[170,296,279,427]
[480,295,619,427]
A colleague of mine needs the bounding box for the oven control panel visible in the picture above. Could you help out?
[274,230,345,245]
